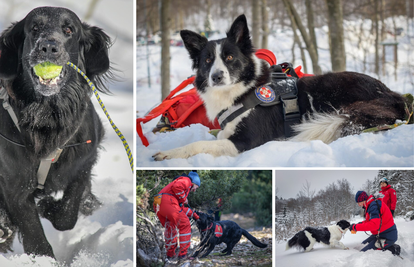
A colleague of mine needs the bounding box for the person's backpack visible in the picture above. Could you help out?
[136,49,310,146]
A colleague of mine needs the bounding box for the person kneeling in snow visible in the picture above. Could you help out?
[350,191,400,255]
[153,171,201,261]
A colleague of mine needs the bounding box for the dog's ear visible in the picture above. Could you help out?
[81,23,111,78]
[227,14,252,51]
[0,19,25,80]
[180,30,208,69]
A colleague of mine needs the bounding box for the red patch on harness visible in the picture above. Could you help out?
[215,224,223,237]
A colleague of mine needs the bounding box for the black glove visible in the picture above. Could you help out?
[350,224,357,231]
[391,210,394,216]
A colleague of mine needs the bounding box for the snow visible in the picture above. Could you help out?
[276,217,414,267]
[0,1,134,266]
[137,120,414,167]
[136,18,414,167]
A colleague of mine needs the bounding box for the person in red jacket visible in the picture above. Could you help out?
[350,191,399,254]
[379,178,397,217]
[153,171,200,260]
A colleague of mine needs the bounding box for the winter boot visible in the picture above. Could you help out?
[384,244,401,256]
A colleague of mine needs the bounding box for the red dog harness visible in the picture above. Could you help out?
[214,223,223,238]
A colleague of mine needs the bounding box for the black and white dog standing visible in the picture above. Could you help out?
[286,220,351,252]
[153,14,407,161]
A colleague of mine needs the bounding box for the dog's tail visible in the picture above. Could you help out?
[286,233,299,251]
[241,229,267,248]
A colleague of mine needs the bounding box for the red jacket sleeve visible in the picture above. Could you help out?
[182,207,199,220]
[171,178,191,204]
[390,188,397,211]
[355,218,381,233]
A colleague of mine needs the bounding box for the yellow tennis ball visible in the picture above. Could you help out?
[33,62,63,79]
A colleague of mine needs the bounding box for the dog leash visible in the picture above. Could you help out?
[191,222,215,257]
[67,62,134,172]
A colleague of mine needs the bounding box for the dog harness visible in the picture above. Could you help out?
[0,84,64,190]
[214,223,223,237]
[216,64,301,138]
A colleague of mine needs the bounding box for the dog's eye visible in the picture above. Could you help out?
[64,27,73,35]
[226,55,234,61]
[32,25,39,32]
[206,58,211,64]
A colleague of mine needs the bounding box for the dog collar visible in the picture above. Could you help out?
[201,222,214,232]
[0,86,21,132]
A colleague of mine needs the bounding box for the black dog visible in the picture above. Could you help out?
[192,212,267,258]
[0,7,111,257]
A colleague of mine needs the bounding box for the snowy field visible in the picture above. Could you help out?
[136,17,414,167]
[0,0,134,266]
[276,217,414,267]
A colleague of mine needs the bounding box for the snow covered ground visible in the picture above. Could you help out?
[136,17,414,167]
[276,217,414,267]
[0,1,134,266]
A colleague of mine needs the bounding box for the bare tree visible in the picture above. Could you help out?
[305,0,318,58]
[261,0,269,49]
[282,0,322,74]
[325,0,346,71]
[252,0,261,48]
[373,0,382,76]
[161,0,171,100]
[84,0,100,21]
[298,180,316,199]
[289,12,308,73]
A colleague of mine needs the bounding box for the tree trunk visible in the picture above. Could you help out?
[160,0,171,100]
[252,0,261,48]
[290,13,308,73]
[325,0,346,72]
[282,0,321,74]
[84,0,100,21]
[261,0,269,49]
[374,0,380,76]
[305,0,318,57]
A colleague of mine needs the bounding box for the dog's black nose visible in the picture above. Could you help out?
[212,71,224,84]
[39,39,60,57]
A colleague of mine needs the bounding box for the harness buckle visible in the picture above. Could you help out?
[37,148,63,190]
[281,97,300,120]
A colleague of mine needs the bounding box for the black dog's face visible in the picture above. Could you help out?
[196,212,214,230]
[180,14,255,93]
[0,6,110,98]
[337,220,351,231]
[21,7,81,96]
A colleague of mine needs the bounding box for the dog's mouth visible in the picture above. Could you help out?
[31,62,67,96]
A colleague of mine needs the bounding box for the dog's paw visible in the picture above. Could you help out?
[37,197,61,220]
[79,192,102,216]
[152,151,171,161]
[0,210,16,253]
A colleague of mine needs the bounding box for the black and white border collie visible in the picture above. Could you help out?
[286,220,351,252]
[152,14,407,161]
